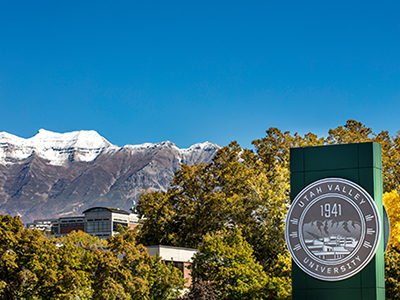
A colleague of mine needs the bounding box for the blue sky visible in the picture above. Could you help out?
[1,1,399,149]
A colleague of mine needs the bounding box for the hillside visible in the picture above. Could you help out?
[0,130,220,223]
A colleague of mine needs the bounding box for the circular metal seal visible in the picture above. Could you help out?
[285,178,381,281]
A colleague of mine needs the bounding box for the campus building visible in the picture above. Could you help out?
[26,207,139,239]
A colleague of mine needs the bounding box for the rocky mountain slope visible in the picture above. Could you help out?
[0,130,220,223]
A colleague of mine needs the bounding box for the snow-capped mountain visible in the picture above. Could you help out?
[0,129,114,165]
[0,130,221,223]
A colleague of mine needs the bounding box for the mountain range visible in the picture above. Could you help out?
[0,130,220,223]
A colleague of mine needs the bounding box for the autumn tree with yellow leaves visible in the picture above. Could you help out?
[383,190,400,299]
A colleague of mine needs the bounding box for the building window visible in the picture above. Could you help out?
[50,226,59,235]
[89,208,108,212]
[60,222,84,227]
[113,221,128,231]
[86,221,111,233]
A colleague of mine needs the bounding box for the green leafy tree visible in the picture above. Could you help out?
[0,215,185,299]
[93,227,185,300]
[91,249,133,300]
[55,232,97,299]
[0,216,92,300]
[136,190,177,247]
[61,230,107,248]
[190,228,290,300]
[147,254,186,300]
[137,142,289,266]
[0,215,60,299]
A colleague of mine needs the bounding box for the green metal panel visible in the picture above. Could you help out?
[290,142,385,300]
[290,147,304,173]
[307,288,362,299]
[358,143,382,169]
[291,264,307,291]
[304,169,359,185]
[303,143,359,171]
[290,172,305,199]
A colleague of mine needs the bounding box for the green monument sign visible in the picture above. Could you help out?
[288,143,385,300]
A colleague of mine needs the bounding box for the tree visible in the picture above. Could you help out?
[177,279,217,300]
[0,215,186,299]
[93,226,185,300]
[383,189,400,250]
[55,232,97,299]
[137,142,289,266]
[0,215,92,299]
[385,247,400,300]
[136,190,177,247]
[190,228,290,300]
[383,189,400,299]
[147,254,186,300]
[0,215,61,299]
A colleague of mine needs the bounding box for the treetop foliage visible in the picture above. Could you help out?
[137,119,400,299]
[190,228,291,300]
[383,190,400,299]
[0,216,185,300]
[137,119,400,253]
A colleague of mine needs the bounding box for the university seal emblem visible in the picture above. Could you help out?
[285,178,381,281]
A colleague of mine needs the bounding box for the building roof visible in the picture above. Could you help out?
[82,207,131,215]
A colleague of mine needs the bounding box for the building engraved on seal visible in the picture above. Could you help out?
[285,178,381,281]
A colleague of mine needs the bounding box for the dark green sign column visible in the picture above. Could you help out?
[290,142,385,300]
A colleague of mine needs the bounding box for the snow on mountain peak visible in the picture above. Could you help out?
[31,129,112,149]
[0,129,113,166]
[27,129,114,165]
[0,131,26,144]
[181,141,219,152]
[0,130,220,166]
